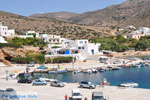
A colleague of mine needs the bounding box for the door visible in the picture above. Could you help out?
[91,49,94,54]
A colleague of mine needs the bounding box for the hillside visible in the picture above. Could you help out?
[0,11,104,39]
[69,0,150,28]
[31,11,78,22]
[31,0,150,29]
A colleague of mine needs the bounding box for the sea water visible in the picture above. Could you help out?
[33,67,150,89]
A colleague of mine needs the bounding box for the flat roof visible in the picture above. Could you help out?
[92,92,103,96]
[72,89,80,93]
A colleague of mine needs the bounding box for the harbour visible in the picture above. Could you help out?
[32,66,150,89]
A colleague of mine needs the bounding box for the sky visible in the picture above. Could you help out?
[0,0,126,16]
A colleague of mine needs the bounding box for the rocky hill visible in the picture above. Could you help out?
[0,11,104,39]
[31,11,78,22]
[31,0,150,29]
[69,0,150,28]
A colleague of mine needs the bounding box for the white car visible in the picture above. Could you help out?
[72,89,82,100]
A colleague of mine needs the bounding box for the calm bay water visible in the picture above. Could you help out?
[33,67,150,89]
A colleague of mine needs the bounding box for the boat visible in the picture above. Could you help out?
[91,69,98,73]
[119,82,138,88]
[48,66,67,74]
[97,67,105,72]
[39,77,57,82]
[82,69,92,74]
[48,69,67,74]
[144,61,150,67]
[73,70,81,74]
[100,78,110,86]
[112,67,121,70]
[87,69,92,74]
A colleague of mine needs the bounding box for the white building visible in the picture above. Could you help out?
[128,27,150,40]
[41,34,67,44]
[17,31,40,39]
[26,31,40,38]
[0,36,7,43]
[127,34,144,40]
[0,22,15,37]
[47,39,101,60]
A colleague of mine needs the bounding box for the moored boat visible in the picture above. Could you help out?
[48,66,67,74]
[119,82,138,88]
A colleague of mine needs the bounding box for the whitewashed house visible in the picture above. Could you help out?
[128,27,150,40]
[0,36,7,43]
[41,34,67,44]
[46,39,101,60]
[17,31,40,39]
[0,22,15,37]
[26,31,40,38]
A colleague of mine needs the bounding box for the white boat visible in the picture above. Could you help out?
[92,69,98,73]
[100,78,110,86]
[48,66,67,74]
[39,77,57,82]
[119,82,138,88]
[87,69,92,74]
[73,70,81,74]
[48,69,67,74]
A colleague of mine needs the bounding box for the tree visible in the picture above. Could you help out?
[116,35,127,43]
[135,40,149,51]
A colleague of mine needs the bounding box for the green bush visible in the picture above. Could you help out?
[53,57,73,63]
[45,58,52,64]
[33,54,45,64]
[11,57,32,64]
[11,54,45,64]
[51,46,60,48]
[8,37,46,47]
[0,43,22,48]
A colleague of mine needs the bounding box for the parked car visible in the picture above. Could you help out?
[72,89,82,100]
[32,79,47,85]
[0,88,19,100]
[50,80,65,87]
[27,62,35,67]
[79,81,96,89]
[92,92,105,100]
[18,79,32,84]
[113,61,121,64]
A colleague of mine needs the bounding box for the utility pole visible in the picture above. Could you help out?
[72,54,75,69]
[5,70,8,81]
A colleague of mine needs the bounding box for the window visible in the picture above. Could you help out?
[85,41,87,43]
[79,41,83,44]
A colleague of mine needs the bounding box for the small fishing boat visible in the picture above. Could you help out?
[48,66,67,74]
[39,77,57,82]
[92,69,98,73]
[100,78,110,86]
[82,69,92,74]
[112,67,121,70]
[97,67,105,72]
[73,70,81,74]
[119,82,138,88]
